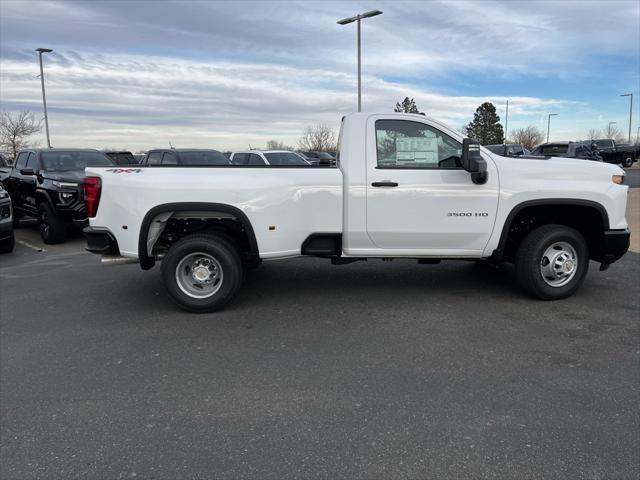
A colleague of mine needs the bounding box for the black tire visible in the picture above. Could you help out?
[161,233,244,312]
[37,202,67,244]
[621,156,634,168]
[0,232,14,253]
[515,224,589,300]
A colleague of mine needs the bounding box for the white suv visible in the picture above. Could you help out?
[229,150,310,166]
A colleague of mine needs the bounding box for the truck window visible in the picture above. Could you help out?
[248,154,265,166]
[25,152,37,169]
[232,153,249,165]
[14,152,29,170]
[147,152,162,165]
[375,120,462,169]
[162,153,179,165]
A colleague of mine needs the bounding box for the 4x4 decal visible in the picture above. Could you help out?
[106,168,142,173]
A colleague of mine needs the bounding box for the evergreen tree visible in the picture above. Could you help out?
[394,97,420,114]
[465,102,504,145]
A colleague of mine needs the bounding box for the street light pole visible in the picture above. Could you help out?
[337,10,383,112]
[546,113,558,143]
[504,99,509,144]
[36,48,53,149]
[620,93,632,143]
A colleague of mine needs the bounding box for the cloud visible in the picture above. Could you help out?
[0,0,636,148]
[0,51,583,149]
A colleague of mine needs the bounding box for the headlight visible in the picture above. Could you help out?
[0,191,7,199]
[612,175,625,185]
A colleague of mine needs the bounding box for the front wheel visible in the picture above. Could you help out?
[0,232,14,253]
[38,202,67,244]
[161,234,244,312]
[621,156,634,168]
[515,224,589,300]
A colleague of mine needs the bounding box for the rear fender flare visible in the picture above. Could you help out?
[137,202,259,270]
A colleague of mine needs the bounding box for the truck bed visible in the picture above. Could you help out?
[86,166,343,258]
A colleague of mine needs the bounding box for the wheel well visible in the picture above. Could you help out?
[499,203,607,263]
[138,203,260,270]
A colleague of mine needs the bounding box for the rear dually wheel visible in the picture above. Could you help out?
[161,234,244,312]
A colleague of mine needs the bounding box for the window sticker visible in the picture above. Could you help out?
[395,135,438,166]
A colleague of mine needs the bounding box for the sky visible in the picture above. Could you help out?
[0,0,638,151]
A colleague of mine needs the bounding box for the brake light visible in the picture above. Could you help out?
[84,176,102,218]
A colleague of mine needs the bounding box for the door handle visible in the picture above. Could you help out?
[371,181,399,187]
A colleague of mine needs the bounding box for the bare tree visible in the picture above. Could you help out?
[265,140,291,150]
[0,110,42,161]
[509,126,545,151]
[586,129,601,141]
[298,124,336,151]
[603,123,622,140]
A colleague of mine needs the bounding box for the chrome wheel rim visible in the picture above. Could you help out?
[540,241,578,287]
[175,252,223,299]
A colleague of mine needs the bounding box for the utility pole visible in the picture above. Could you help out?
[546,113,558,143]
[620,93,632,143]
[504,99,509,144]
[36,48,53,148]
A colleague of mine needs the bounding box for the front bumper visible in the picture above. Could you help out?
[83,227,120,255]
[600,228,630,269]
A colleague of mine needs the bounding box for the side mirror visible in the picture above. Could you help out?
[20,168,35,176]
[462,139,488,185]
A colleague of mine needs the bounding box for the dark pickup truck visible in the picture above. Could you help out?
[531,142,602,162]
[2,148,114,243]
[589,139,638,168]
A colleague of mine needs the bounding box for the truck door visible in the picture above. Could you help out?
[365,117,500,254]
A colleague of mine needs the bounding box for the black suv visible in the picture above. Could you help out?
[2,149,114,244]
[142,149,231,166]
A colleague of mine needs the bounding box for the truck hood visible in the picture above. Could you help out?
[42,170,87,184]
[488,152,626,189]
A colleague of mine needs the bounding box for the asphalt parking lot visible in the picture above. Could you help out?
[1,198,639,479]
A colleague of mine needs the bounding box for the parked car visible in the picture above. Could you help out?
[103,150,137,165]
[3,148,114,244]
[588,139,638,168]
[142,149,231,166]
[0,183,14,253]
[531,142,602,161]
[84,112,629,312]
[300,151,336,166]
[230,150,310,166]
[485,143,530,157]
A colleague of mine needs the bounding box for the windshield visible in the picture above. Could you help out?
[316,152,334,160]
[178,151,230,166]
[41,151,114,171]
[264,152,308,166]
[534,144,569,155]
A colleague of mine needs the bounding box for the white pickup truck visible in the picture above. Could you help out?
[84,113,630,312]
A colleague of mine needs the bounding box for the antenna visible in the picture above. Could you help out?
[169,141,174,149]
[248,143,252,150]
